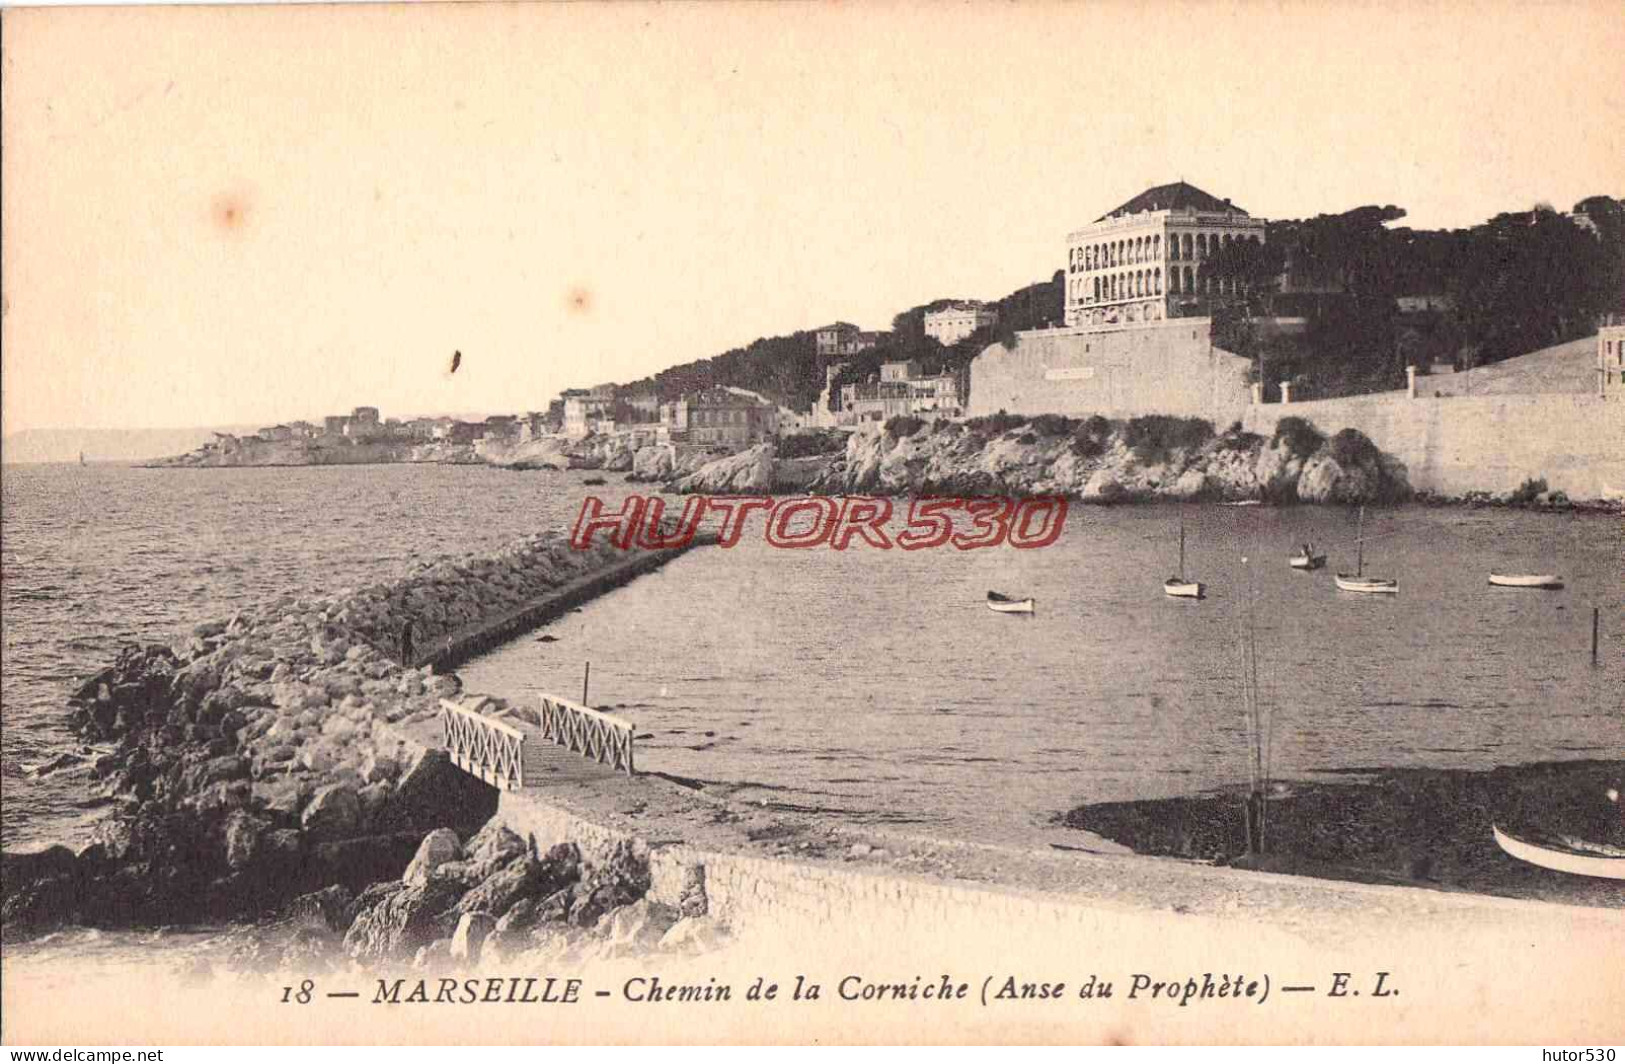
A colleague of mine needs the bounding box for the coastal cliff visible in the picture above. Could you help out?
[671,415,1412,504]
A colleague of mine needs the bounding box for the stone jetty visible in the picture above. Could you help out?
[0,528,707,940]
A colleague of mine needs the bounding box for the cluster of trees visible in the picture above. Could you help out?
[1207,196,1624,399]
[623,195,1621,412]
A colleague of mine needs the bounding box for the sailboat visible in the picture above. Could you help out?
[1163,517,1204,599]
[1334,505,1397,594]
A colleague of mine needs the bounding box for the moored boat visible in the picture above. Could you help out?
[1289,551,1326,571]
[987,591,1035,614]
[1334,573,1398,594]
[1336,505,1396,593]
[1492,824,1625,880]
[1162,517,1205,600]
[1488,573,1563,589]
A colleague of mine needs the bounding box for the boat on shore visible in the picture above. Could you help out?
[987,591,1034,614]
[1163,518,1204,599]
[1336,505,1397,594]
[1492,824,1625,880]
[1488,573,1563,589]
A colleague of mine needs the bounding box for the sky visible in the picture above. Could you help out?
[3,1,1621,433]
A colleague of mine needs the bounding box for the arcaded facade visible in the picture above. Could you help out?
[1063,182,1268,329]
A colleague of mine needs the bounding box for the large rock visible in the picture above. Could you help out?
[300,784,360,840]
[449,912,497,963]
[343,879,460,961]
[465,823,527,866]
[402,828,462,885]
[671,444,776,494]
[454,857,540,918]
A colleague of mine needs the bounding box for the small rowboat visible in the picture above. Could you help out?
[1289,552,1326,571]
[1335,574,1398,594]
[987,591,1034,614]
[1488,573,1563,589]
[1492,824,1625,880]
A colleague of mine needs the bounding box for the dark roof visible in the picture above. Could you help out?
[1097,182,1247,222]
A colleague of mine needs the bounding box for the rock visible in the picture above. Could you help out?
[455,857,541,918]
[301,784,360,840]
[403,828,463,885]
[222,810,270,870]
[492,895,547,937]
[284,885,356,933]
[343,879,460,961]
[0,845,78,894]
[671,443,776,494]
[449,911,497,963]
[465,823,527,866]
[602,899,679,956]
[658,915,728,955]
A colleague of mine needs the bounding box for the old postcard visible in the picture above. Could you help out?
[2,0,1622,1047]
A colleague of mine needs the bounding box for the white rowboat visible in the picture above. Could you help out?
[1488,573,1563,589]
[1289,552,1326,571]
[1335,574,1398,594]
[1492,824,1625,880]
[987,592,1035,614]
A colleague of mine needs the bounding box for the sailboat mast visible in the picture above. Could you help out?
[1179,520,1186,581]
[1356,506,1365,577]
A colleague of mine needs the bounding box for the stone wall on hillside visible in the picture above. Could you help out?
[968,320,1253,425]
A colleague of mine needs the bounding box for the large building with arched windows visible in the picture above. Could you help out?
[1063,182,1267,329]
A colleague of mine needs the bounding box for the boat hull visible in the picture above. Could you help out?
[1289,554,1327,570]
[1163,581,1204,599]
[987,599,1034,614]
[1488,573,1563,589]
[1335,574,1398,594]
[1492,825,1625,880]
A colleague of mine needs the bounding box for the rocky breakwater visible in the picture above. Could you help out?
[224,818,722,977]
[669,413,1410,504]
[0,532,643,940]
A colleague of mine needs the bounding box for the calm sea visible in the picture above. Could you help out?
[3,462,1621,852]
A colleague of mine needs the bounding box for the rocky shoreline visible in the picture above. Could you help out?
[143,412,1623,512]
[0,530,682,944]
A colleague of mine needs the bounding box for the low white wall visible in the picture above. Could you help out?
[1243,392,1625,499]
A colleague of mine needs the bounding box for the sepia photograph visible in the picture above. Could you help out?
[1,0,1622,1048]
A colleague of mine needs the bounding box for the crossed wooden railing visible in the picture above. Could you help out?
[538,694,636,776]
[441,699,529,791]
